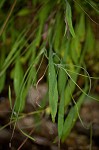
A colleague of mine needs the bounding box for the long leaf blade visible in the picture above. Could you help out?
[58,89,65,138]
[65,0,75,37]
[49,48,58,122]
[62,85,88,141]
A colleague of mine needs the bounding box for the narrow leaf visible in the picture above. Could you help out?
[8,86,12,110]
[49,48,58,122]
[76,13,85,42]
[36,2,52,46]
[20,128,35,141]
[0,49,6,92]
[62,85,88,141]
[58,67,67,95]
[54,13,63,53]
[14,58,24,96]
[58,89,65,138]
[17,8,31,16]
[71,36,81,64]
[65,69,79,107]
[0,0,6,8]
[65,0,75,37]
[85,22,95,52]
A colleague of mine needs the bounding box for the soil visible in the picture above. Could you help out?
[0,85,99,150]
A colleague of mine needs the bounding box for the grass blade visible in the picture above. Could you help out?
[58,89,65,138]
[58,66,67,95]
[8,86,12,110]
[0,49,6,92]
[65,0,75,37]
[62,84,88,141]
[54,12,64,53]
[49,47,58,122]
[14,57,24,96]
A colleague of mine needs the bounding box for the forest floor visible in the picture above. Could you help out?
[0,82,99,150]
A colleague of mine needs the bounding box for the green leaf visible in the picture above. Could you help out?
[62,85,88,141]
[85,0,99,14]
[64,68,79,107]
[36,2,53,46]
[0,49,6,92]
[8,86,12,110]
[62,40,70,61]
[85,22,95,52]
[13,48,45,113]
[49,48,58,122]
[71,36,81,64]
[65,0,75,37]
[58,67,67,95]
[14,57,24,96]
[58,64,67,138]
[75,13,85,42]
[54,13,64,53]
[17,8,31,16]
[0,0,6,9]
[20,128,35,141]
[0,29,26,78]
[58,89,65,138]
[0,72,6,92]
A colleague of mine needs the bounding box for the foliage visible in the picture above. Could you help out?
[0,0,99,144]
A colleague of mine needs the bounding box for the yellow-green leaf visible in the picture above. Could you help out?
[17,8,31,16]
[76,13,85,42]
[85,22,95,52]
[65,1,75,37]
[58,67,67,95]
[14,57,24,96]
[71,36,81,64]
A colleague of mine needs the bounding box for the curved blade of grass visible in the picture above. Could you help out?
[57,63,99,80]
[61,84,88,141]
[19,128,35,141]
[11,48,45,116]
[60,66,99,102]
[65,0,75,37]
[57,63,91,106]
[0,19,37,78]
[84,0,99,14]
[0,28,27,77]
[49,47,58,122]
[73,0,99,25]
